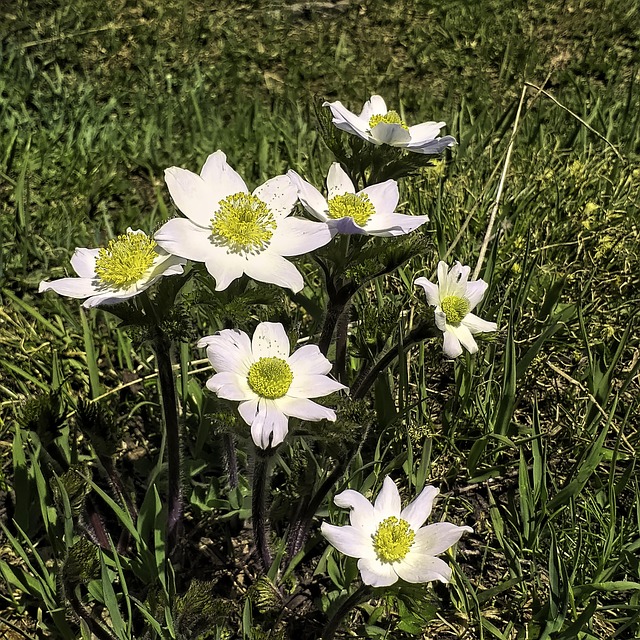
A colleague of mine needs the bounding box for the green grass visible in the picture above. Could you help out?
[1,0,640,638]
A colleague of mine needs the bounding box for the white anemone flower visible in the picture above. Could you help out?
[154,150,334,293]
[323,94,456,154]
[415,261,497,359]
[321,476,472,587]
[198,322,347,449]
[287,163,428,237]
[39,229,186,308]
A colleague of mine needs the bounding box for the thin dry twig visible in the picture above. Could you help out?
[473,84,527,281]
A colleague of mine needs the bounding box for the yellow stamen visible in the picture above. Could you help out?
[327,193,375,227]
[247,357,293,399]
[372,516,415,563]
[94,232,157,290]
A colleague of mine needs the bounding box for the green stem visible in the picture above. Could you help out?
[321,584,372,640]
[252,447,274,571]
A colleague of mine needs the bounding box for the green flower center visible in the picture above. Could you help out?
[372,516,415,563]
[94,232,157,289]
[369,110,408,130]
[441,295,470,325]
[247,357,293,399]
[211,192,276,254]
[327,193,375,226]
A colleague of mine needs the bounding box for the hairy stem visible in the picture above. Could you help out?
[153,330,183,542]
[252,447,274,571]
[320,584,372,640]
[334,302,351,384]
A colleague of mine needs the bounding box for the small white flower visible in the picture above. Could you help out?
[321,476,472,587]
[415,261,497,359]
[154,150,334,293]
[198,322,346,449]
[38,229,186,308]
[287,163,428,237]
[323,95,456,154]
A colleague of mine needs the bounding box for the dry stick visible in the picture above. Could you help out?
[524,82,625,163]
[473,85,528,281]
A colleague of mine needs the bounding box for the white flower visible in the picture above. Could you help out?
[321,476,472,587]
[154,150,334,293]
[415,261,497,359]
[38,229,186,308]
[287,163,428,237]
[198,322,346,449]
[323,95,456,154]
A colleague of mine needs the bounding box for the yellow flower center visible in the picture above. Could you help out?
[94,232,157,289]
[372,516,415,563]
[369,110,408,130]
[327,193,375,226]
[441,295,470,325]
[211,193,276,254]
[247,357,293,399]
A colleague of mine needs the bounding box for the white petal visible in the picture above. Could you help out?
[39,277,102,299]
[320,523,372,559]
[465,280,488,310]
[276,396,336,422]
[442,330,463,359]
[434,309,447,332]
[333,489,376,532]
[436,261,450,294]
[357,557,398,587]
[145,253,186,282]
[404,135,457,154]
[400,485,439,529]
[268,217,334,257]
[359,180,399,216]
[238,398,258,426]
[206,372,254,401]
[251,322,290,360]
[250,399,289,448]
[287,345,332,376]
[374,477,401,518]
[243,252,304,293]
[323,100,373,142]
[70,248,99,278]
[394,554,452,584]
[327,163,356,198]
[363,212,429,237]
[83,292,137,308]
[199,329,253,375]
[287,374,346,399]
[448,323,478,354]
[155,218,213,262]
[414,277,440,307]
[253,175,298,220]
[287,170,329,220]
[406,122,445,145]
[204,252,247,291]
[359,95,388,120]
[164,166,217,227]
[370,122,411,146]
[199,150,249,200]
[463,313,497,335]
[413,523,473,557]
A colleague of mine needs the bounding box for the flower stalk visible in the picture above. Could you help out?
[252,447,274,571]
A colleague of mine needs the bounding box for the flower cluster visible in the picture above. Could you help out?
[39,94,494,595]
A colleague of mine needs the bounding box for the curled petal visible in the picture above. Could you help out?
[327,163,356,198]
[70,248,99,278]
[465,279,489,310]
[253,175,298,220]
[323,100,372,142]
[359,95,388,120]
[442,330,463,359]
[463,313,497,335]
[287,170,329,220]
[448,324,478,354]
